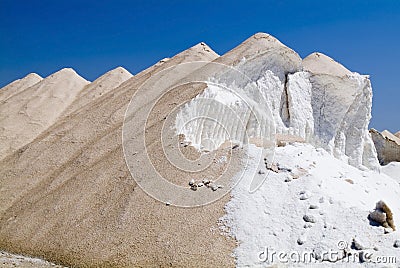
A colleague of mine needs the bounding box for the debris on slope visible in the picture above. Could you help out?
[223,143,400,267]
[369,200,396,232]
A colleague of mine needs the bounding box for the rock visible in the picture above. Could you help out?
[359,250,373,263]
[344,178,354,184]
[258,170,265,175]
[266,163,279,173]
[297,237,306,245]
[368,200,395,231]
[351,239,365,250]
[369,210,386,225]
[277,164,292,172]
[190,185,197,191]
[291,167,308,179]
[202,179,210,185]
[284,175,292,182]
[303,223,313,229]
[394,240,400,248]
[384,227,393,234]
[189,179,195,186]
[299,190,311,200]
[309,204,318,209]
[303,214,316,223]
[210,184,218,191]
[197,182,204,187]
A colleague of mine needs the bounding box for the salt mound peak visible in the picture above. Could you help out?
[224,32,300,58]
[96,66,132,80]
[24,72,42,81]
[175,42,219,61]
[0,73,43,102]
[192,42,219,56]
[155,57,170,66]
[85,66,132,90]
[303,52,352,77]
[243,32,288,49]
[157,42,220,66]
[382,130,400,145]
[0,72,42,91]
[62,67,133,116]
[46,67,89,83]
[395,131,400,138]
[215,32,302,81]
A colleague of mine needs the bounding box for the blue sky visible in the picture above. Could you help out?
[0,0,399,132]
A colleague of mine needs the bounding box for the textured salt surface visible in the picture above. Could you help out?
[223,143,400,267]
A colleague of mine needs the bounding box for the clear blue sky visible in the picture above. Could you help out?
[0,0,399,132]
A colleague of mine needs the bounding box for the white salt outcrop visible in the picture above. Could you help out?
[175,33,380,170]
[303,53,379,169]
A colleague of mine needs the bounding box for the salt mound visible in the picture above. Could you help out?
[215,32,302,82]
[382,130,400,145]
[0,68,89,160]
[63,66,133,115]
[303,52,352,77]
[370,128,400,164]
[0,73,42,102]
[395,131,400,138]
[0,45,237,267]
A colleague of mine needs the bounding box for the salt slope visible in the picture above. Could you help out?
[223,143,400,267]
[382,162,400,182]
[0,43,239,267]
[176,33,379,169]
[0,68,89,160]
[0,73,42,102]
[395,131,400,139]
[62,66,133,116]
